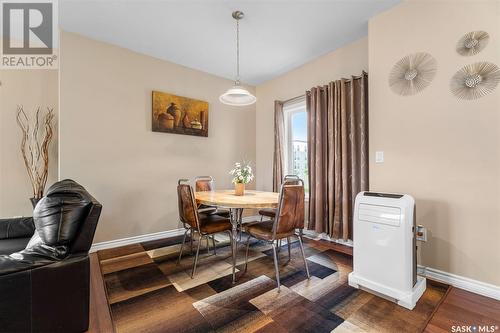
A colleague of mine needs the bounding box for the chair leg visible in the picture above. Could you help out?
[272,241,281,291]
[207,235,210,254]
[244,234,251,272]
[238,210,243,242]
[287,237,291,261]
[227,230,234,261]
[297,234,310,279]
[212,235,217,255]
[177,229,188,265]
[190,229,194,254]
[191,233,203,278]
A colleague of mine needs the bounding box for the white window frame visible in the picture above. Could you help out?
[283,96,307,182]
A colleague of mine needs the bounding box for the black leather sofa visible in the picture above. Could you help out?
[0,179,102,333]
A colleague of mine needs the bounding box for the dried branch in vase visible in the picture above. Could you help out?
[16,106,55,199]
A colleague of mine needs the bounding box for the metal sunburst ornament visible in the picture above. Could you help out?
[456,31,489,56]
[450,62,500,100]
[388,52,437,96]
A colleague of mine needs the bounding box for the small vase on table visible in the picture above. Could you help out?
[235,183,245,196]
[229,162,254,197]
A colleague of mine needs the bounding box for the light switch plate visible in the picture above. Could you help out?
[375,151,384,163]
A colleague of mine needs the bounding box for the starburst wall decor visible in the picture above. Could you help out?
[388,52,437,96]
[456,31,489,56]
[450,62,500,100]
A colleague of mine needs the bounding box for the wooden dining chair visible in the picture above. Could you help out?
[177,179,233,278]
[243,179,310,290]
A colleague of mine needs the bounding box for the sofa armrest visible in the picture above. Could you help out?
[0,251,52,276]
[0,217,35,240]
[0,268,32,331]
[0,256,90,332]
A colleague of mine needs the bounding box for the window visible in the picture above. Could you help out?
[284,97,308,193]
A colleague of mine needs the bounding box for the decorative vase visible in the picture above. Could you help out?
[158,113,174,130]
[174,110,182,127]
[165,116,175,129]
[190,120,202,129]
[200,111,206,130]
[182,113,191,128]
[30,197,41,208]
[234,183,245,196]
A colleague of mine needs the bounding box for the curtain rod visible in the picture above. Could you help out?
[340,70,367,82]
[305,71,367,92]
[282,94,306,104]
[285,71,367,99]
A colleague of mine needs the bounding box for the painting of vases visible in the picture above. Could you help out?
[152,90,208,137]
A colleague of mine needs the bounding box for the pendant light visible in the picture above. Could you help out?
[219,11,257,106]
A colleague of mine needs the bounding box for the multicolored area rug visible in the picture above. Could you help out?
[97,234,448,333]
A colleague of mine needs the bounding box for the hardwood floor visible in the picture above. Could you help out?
[307,238,353,256]
[424,287,500,333]
[87,239,499,333]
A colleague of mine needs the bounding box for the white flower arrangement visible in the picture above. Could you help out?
[229,162,254,184]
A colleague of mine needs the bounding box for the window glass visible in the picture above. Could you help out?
[284,99,308,193]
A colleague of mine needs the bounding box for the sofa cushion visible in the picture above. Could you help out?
[33,180,92,247]
[0,238,30,256]
[0,217,35,240]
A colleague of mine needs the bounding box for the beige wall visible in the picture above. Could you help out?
[255,38,368,191]
[4,2,497,288]
[0,70,58,217]
[59,31,256,243]
[369,1,500,285]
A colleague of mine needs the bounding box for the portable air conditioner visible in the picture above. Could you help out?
[348,191,426,310]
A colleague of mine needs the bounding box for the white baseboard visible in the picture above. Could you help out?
[302,229,354,247]
[90,228,185,252]
[242,216,259,223]
[418,265,500,300]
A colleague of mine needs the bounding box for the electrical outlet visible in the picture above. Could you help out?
[416,225,427,242]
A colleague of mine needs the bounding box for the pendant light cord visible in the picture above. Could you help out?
[236,18,240,85]
[219,11,256,106]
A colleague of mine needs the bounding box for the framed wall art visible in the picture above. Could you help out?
[152,91,208,137]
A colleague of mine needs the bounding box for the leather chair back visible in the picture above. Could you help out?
[32,179,101,256]
[195,176,214,192]
[283,174,300,185]
[70,190,102,255]
[177,181,200,230]
[274,180,305,236]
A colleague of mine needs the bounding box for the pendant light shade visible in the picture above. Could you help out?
[219,85,256,106]
[219,11,256,106]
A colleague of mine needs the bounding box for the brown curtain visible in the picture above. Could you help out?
[272,100,285,192]
[307,72,368,240]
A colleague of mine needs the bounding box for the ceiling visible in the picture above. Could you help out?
[59,0,401,85]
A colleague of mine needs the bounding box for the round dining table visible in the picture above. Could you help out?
[195,189,279,283]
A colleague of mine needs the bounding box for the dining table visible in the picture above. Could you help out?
[195,189,279,283]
